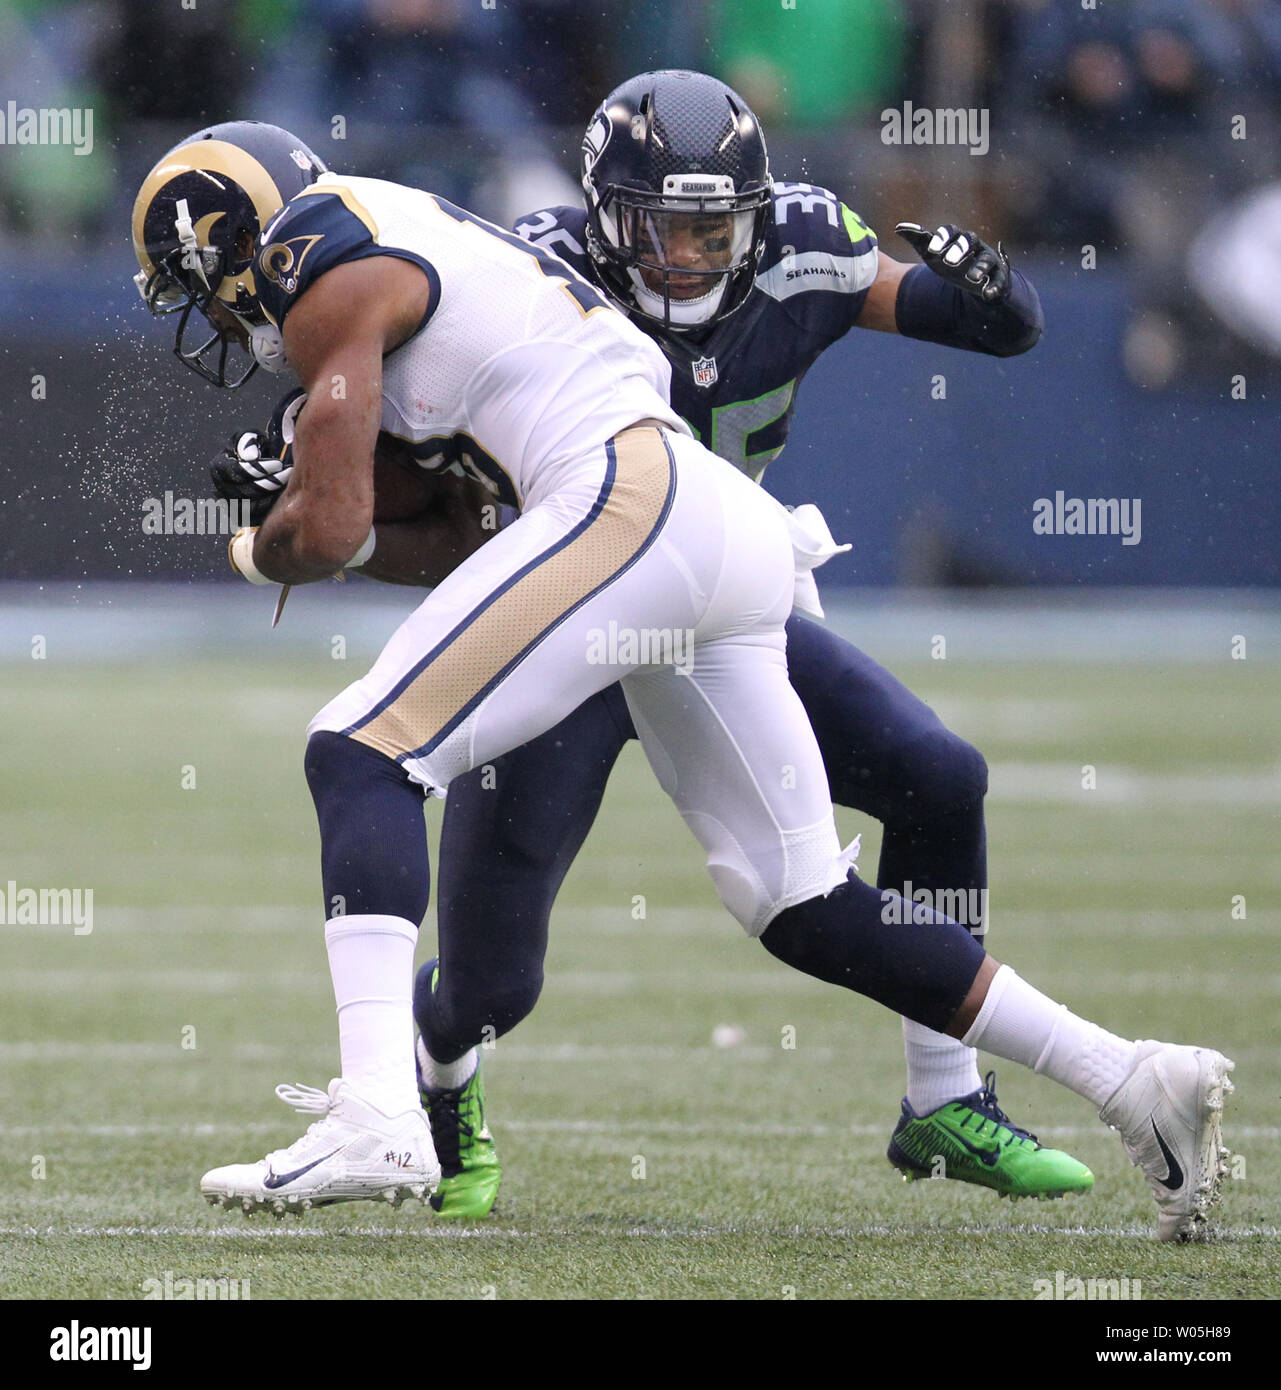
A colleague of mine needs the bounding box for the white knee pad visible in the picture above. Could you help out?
[690,812,859,937]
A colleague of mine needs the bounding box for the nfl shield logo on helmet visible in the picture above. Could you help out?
[692,356,718,388]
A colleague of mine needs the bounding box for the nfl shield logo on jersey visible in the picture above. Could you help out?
[692,356,718,388]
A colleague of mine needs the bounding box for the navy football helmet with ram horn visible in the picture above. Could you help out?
[581,70,772,333]
[131,121,327,387]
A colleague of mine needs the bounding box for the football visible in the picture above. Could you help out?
[372,433,436,522]
[372,434,437,523]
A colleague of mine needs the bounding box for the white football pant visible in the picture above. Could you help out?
[309,426,850,935]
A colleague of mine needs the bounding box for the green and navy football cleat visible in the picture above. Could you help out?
[418,1057,501,1218]
[887,1071,1095,1200]
[415,962,501,1219]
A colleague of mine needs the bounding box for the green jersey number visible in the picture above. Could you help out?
[684,379,797,482]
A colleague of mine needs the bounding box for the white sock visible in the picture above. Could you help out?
[902,1017,983,1113]
[325,914,420,1116]
[962,964,1137,1108]
[416,1035,478,1093]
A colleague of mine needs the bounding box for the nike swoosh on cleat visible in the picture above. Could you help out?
[263,1149,342,1190]
[1151,1122,1184,1190]
[925,1121,1002,1167]
[951,1132,1001,1167]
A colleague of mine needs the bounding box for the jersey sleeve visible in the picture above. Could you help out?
[754,182,879,338]
[255,185,437,329]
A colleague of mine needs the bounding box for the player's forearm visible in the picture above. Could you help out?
[252,396,378,583]
[895,264,1043,357]
[251,493,370,583]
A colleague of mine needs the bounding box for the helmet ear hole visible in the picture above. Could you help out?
[234,228,256,264]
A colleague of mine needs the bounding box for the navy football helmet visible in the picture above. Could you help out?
[581,70,772,332]
[131,121,327,387]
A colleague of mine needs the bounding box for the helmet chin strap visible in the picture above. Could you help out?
[173,198,212,290]
[248,321,289,374]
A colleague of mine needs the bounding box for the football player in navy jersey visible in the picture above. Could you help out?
[412,71,1086,1219]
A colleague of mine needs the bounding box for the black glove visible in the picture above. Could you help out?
[896,222,1011,304]
[210,387,306,526]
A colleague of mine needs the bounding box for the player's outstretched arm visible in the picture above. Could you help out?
[856,223,1042,357]
[250,256,431,584]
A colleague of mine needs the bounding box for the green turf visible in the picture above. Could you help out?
[1,649,1277,1299]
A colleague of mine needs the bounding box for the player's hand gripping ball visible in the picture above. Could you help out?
[896,222,1011,304]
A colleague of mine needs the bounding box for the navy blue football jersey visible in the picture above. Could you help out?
[514,182,878,480]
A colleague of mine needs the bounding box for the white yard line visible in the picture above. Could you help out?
[1,1222,1277,1240]
[5,966,1280,997]
[10,903,1278,936]
[1,1119,1277,1140]
[988,761,1281,806]
[0,1041,837,1062]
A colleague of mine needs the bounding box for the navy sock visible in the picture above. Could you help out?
[878,796,988,938]
[760,873,986,1033]
[304,730,430,924]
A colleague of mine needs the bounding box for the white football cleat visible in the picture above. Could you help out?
[201,1079,441,1217]
[1099,1041,1235,1242]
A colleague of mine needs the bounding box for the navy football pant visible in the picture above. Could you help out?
[417,612,988,1062]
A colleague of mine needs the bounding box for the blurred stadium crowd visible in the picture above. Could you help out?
[1,0,1277,590]
[2,0,1279,381]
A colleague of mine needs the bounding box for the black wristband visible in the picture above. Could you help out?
[895,263,1043,357]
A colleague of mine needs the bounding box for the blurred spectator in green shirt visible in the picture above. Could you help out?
[710,0,906,125]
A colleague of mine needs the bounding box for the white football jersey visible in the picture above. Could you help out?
[255,173,687,509]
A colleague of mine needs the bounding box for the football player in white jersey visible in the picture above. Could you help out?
[132,122,1234,1240]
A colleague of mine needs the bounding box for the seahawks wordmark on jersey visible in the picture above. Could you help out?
[515,182,878,481]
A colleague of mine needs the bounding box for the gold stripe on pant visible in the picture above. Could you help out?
[350,426,673,762]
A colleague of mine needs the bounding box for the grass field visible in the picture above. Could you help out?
[1,597,1278,1302]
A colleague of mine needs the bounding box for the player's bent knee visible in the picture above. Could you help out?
[889,727,989,824]
[694,811,852,938]
[426,968,544,1050]
[307,729,388,798]
[949,734,989,805]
